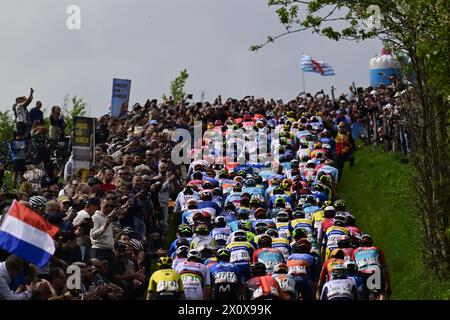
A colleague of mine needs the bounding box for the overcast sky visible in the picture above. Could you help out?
[1,0,381,117]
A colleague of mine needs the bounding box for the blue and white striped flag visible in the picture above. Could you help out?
[301,54,336,76]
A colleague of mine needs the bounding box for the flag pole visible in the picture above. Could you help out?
[301,52,306,93]
[302,70,306,93]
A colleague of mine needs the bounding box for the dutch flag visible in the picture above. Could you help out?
[0,200,59,267]
[301,54,336,76]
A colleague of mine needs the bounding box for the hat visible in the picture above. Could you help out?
[57,196,70,204]
[370,90,377,96]
[134,126,144,134]
[149,120,158,125]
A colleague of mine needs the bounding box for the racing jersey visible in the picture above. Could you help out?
[320,278,358,300]
[319,258,346,283]
[209,262,243,300]
[346,226,363,247]
[252,248,285,274]
[290,218,314,237]
[175,260,211,300]
[272,273,296,299]
[147,268,184,300]
[271,237,291,261]
[226,241,255,265]
[311,210,325,234]
[352,246,387,272]
[286,253,317,280]
[190,235,217,253]
[302,204,321,220]
[322,226,350,259]
[181,209,209,226]
[225,192,243,207]
[210,227,231,247]
[276,222,292,240]
[172,257,187,270]
[174,193,199,213]
[246,275,288,300]
[198,200,221,217]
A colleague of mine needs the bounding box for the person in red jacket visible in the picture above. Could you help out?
[245,262,290,300]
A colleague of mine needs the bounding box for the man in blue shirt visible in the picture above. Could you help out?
[29,101,44,126]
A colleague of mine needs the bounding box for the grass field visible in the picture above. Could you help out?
[338,145,450,299]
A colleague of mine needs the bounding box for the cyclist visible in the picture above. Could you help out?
[147,257,184,300]
[210,216,231,249]
[175,250,211,300]
[245,262,289,300]
[320,264,358,300]
[226,230,255,280]
[272,263,297,300]
[252,235,285,275]
[287,239,318,300]
[321,213,350,261]
[209,248,243,300]
[352,234,391,300]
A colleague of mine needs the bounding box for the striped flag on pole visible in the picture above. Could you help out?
[0,200,59,267]
[301,54,336,76]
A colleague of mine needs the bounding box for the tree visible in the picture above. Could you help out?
[252,0,450,278]
[162,69,190,105]
[63,95,87,135]
[0,111,16,163]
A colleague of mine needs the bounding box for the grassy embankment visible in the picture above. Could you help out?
[338,146,450,299]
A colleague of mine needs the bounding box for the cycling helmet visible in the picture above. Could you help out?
[324,206,336,218]
[293,209,306,218]
[306,160,316,167]
[122,227,134,235]
[337,235,351,248]
[258,234,272,248]
[232,231,248,242]
[29,196,47,209]
[250,195,262,206]
[200,190,213,200]
[187,250,202,261]
[319,174,331,184]
[334,213,347,226]
[274,197,286,208]
[273,186,285,195]
[292,228,307,240]
[245,179,256,187]
[331,264,348,279]
[334,199,346,210]
[254,175,263,184]
[276,211,289,222]
[186,198,198,208]
[129,239,144,251]
[254,223,268,235]
[176,245,189,257]
[216,248,231,261]
[251,262,267,277]
[175,238,190,248]
[238,220,252,232]
[214,216,226,227]
[346,214,356,226]
[179,226,193,237]
[313,141,322,149]
[238,208,250,218]
[322,200,332,208]
[273,263,288,274]
[345,260,358,273]
[360,234,373,247]
[296,238,312,252]
[157,256,173,269]
[253,208,267,218]
[325,159,334,166]
[195,224,210,235]
[266,228,279,238]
